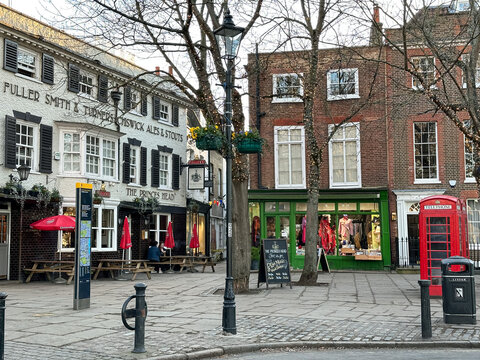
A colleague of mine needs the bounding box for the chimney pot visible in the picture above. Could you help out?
[155,66,160,76]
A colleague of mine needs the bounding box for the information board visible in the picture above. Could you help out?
[257,238,292,289]
[74,183,92,310]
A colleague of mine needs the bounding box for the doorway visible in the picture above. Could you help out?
[407,214,420,265]
[0,212,10,280]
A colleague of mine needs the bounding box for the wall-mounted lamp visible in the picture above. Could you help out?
[391,212,397,221]
[448,180,457,188]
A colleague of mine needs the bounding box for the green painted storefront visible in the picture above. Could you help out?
[248,189,391,271]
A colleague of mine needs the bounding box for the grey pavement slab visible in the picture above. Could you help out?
[1,263,480,360]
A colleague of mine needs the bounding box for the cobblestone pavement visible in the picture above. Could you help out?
[2,264,480,359]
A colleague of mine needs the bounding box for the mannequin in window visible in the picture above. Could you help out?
[251,216,261,247]
[372,217,381,249]
[338,214,353,246]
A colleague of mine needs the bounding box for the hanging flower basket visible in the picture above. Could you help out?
[196,136,224,150]
[236,138,263,153]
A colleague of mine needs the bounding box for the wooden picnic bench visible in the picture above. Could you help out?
[147,255,195,272]
[93,259,152,281]
[24,260,75,284]
[191,256,217,272]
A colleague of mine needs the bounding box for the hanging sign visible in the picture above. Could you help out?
[188,166,205,190]
[257,238,292,289]
[73,183,92,310]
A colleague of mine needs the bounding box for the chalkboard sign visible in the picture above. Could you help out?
[317,248,330,273]
[257,239,292,289]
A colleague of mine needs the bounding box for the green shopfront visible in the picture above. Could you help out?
[248,189,391,271]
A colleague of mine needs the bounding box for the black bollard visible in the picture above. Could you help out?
[418,280,432,339]
[121,283,147,353]
[0,292,7,360]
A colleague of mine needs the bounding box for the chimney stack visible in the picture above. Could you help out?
[169,66,173,76]
[369,3,383,46]
[155,66,160,76]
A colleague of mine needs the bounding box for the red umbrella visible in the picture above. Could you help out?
[30,215,75,231]
[120,217,132,250]
[164,221,175,249]
[189,223,200,249]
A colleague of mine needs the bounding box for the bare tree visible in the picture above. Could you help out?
[43,0,264,292]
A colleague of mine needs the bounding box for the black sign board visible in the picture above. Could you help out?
[74,183,92,310]
[257,239,292,289]
[317,248,330,273]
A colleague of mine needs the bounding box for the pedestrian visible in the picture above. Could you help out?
[147,239,161,273]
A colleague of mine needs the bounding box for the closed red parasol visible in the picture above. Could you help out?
[120,217,132,250]
[30,215,75,231]
[164,221,175,249]
[189,223,200,249]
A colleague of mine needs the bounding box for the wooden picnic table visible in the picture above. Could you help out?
[149,255,217,273]
[93,259,152,281]
[24,260,75,284]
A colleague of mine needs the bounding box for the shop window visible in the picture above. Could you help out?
[150,213,169,245]
[413,122,438,182]
[61,207,76,251]
[467,199,480,246]
[249,203,261,247]
[411,56,435,89]
[360,203,379,212]
[296,203,307,212]
[328,122,361,188]
[16,121,36,169]
[338,202,356,211]
[275,126,306,189]
[266,216,276,238]
[278,202,290,212]
[318,215,337,255]
[63,132,81,173]
[337,214,381,252]
[318,203,335,212]
[92,206,117,251]
[265,202,277,212]
[327,68,359,100]
[272,73,303,103]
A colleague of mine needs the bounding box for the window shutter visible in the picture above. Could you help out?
[41,54,54,84]
[151,149,160,187]
[39,124,53,173]
[152,96,160,119]
[68,63,80,93]
[172,105,179,127]
[98,74,108,103]
[140,147,147,186]
[172,154,180,190]
[4,39,18,73]
[123,143,131,184]
[141,93,148,116]
[4,115,17,169]
[124,86,131,111]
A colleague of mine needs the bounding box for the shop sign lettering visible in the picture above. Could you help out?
[2,80,183,142]
[126,187,175,201]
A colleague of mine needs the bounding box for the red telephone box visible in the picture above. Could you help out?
[419,195,469,296]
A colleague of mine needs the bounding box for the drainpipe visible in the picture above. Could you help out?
[255,44,266,189]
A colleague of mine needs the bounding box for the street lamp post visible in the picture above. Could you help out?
[214,9,244,335]
[13,164,31,282]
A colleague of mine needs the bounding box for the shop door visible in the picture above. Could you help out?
[0,213,10,279]
[407,214,420,265]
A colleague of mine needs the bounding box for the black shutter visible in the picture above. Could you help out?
[39,124,53,173]
[68,63,80,93]
[140,147,147,186]
[98,74,108,103]
[172,154,180,190]
[41,54,54,84]
[141,93,148,116]
[152,96,160,120]
[124,86,131,111]
[4,39,18,73]
[123,143,131,184]
[4,115,17,169]
[151,149,159,187]
[172,105,179,127]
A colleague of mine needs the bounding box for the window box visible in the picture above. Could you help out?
[196,136,223,150]
[236,138,263,153]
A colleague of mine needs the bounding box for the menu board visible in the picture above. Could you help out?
[257,239,292,289]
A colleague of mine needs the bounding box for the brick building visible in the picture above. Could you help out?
[247,46,391,270]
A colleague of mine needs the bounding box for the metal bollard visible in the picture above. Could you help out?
[121,283,147,353]
[418,280,432,339]
[1,292,7,360]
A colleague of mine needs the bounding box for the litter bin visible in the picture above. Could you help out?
[441,256,476,324]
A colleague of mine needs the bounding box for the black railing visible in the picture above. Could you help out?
[397,237,420,268]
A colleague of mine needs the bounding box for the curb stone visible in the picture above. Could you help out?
[150,340,480,360]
